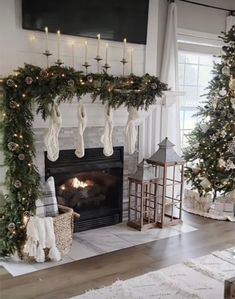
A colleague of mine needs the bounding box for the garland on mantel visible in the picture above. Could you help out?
[0,63,168,256]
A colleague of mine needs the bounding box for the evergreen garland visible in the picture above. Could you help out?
[183,26,235,200]
[0,64,167,256]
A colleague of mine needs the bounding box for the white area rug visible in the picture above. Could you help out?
[0,222,196,277]
[71,247,235,299]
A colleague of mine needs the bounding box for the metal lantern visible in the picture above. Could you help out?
[146,138,185,228]
[128,160,159,231]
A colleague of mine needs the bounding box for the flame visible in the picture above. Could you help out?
[71,177,88,189]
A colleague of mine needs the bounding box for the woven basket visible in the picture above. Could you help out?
[54,205,80,256]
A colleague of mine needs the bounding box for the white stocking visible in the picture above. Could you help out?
[75,102,87,158]
[126,107,139,155]
[44,103,62,162]
[101,104,114,157]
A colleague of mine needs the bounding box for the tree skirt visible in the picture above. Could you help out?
[71,248,235,299]
[183,189,235,222]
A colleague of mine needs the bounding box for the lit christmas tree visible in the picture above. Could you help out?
[184,25,235,201]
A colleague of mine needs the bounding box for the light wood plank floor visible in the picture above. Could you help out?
[0,212,234,299]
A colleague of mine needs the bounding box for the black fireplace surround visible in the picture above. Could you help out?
[45,147,123,232]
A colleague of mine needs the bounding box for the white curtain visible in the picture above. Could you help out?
[226,15,235,32]
[160,1,181,154]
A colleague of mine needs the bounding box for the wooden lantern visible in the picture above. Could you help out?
[146,138,185,228]
[128,160,159,231]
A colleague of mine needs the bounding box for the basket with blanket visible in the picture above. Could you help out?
[23,177,80,263]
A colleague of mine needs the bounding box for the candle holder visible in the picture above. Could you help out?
[43,50,52,68]
[120,58,128,76]
[55,59,64,67]
[82,61,91,75]
[103,63,111,73]
[94,56,102,73]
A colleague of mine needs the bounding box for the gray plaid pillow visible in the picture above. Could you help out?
[36,176,59,217]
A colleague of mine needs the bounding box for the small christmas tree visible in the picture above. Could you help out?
[184,26,235,201]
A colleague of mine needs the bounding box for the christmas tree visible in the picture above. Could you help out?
[184,25,235,201]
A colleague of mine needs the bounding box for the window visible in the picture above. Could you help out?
[178,51,219,148]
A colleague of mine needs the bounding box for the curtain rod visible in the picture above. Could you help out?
[177,0,234,13]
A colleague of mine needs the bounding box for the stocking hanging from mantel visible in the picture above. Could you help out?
[44,103,62,162]
[101,104,114,157]
[75,102,87,158]
[126,107,139,155]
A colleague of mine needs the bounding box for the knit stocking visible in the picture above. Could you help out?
[44,103,62,162]
[101,104,114,156]
[126,107,139,154]
[75,102,87,158]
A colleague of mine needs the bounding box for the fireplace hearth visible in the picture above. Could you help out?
[45,147,124,232]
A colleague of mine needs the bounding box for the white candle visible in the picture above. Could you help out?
[123,38,127,59]
[97,34,100,56]
[71,42,75,68]
[84,40,88,62]
[57,30,61,60]
[130,48,134,74]
[105,43,108,64]
[45,27,49,52]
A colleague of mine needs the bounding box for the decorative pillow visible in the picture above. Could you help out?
[36,176,59,217]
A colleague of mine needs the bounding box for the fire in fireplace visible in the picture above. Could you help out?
[45,147,124,231]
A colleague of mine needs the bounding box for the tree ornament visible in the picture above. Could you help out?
[200,123,209,133]
[14,180,22,188]
[231,98,235,110]
[221,65,230,76]
[68,79,75,87]
[218,88,227,96]
[18,153,25,160]
[229,77,235,91]
[200,177,211,188]
[25,76,33,85]
[225,159,235,170]
[87,75,93,83]
[9,100,18,109]
[218,158,226,168]
[6,79,15,87]
[8,142,18,151]
[39,70,48,78]
[8,223,16,232]
[151,83,158,90]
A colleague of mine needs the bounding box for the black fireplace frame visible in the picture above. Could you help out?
[44,147,124,231]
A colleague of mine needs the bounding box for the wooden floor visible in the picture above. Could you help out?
[0,212,234,299]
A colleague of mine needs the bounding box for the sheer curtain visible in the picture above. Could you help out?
[160,1,181,154]
[226,14,235,32]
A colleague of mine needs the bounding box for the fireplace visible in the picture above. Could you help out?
[45,147,123,232]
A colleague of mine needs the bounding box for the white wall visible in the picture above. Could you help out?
[0,0,149,77]
[176,0,234,35]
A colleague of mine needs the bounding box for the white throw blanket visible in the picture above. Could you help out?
[23,216,61,263]
[101,104,114,156]
[44,103,62,162]
[126,107,139,154]
[75,102,87,158]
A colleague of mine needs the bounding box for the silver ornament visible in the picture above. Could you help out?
[151,83,158,90]
[218,88,227,97]
[68,79,75,87]
[87,75,93,83]
[8,222,16,232]
[25,76,33,85]
[221,65,230,76]
[229,77,235,91]
[9,100,18,109]
[6,79,15,87]
[39,70,48,78]
[14,180,22,188]
[18,153,25,160]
